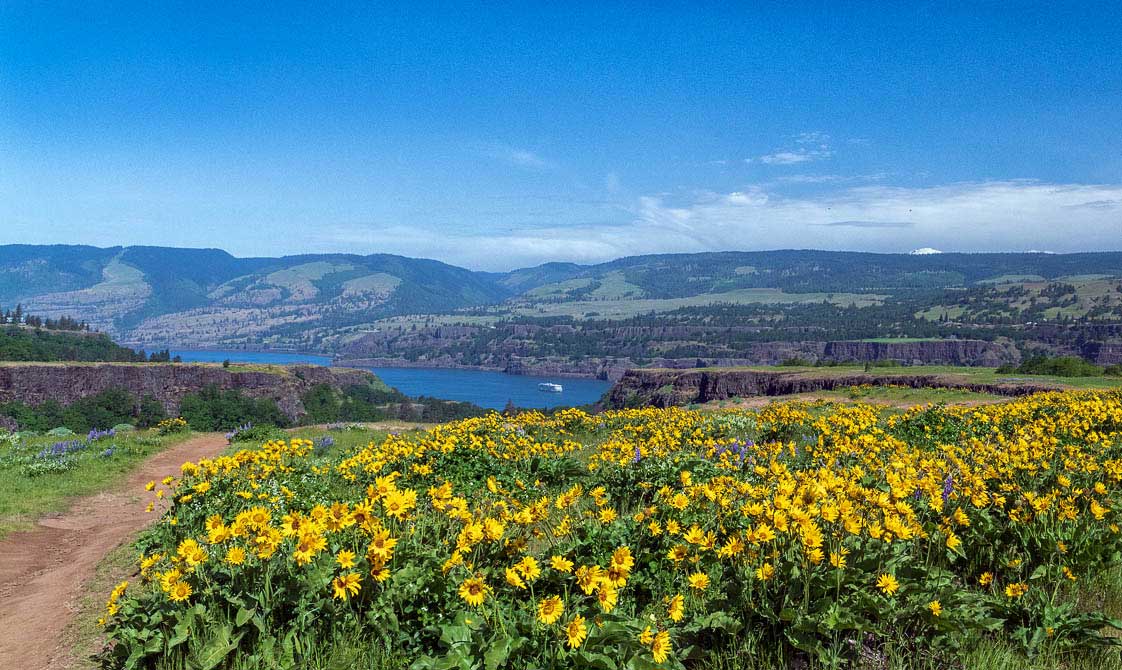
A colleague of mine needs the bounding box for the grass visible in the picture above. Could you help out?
[68,540,140,669]
[978,274,1047,284]
[498,287,886,320]
[858,337,942,343]
[0,428,192,539]
[708,385,1005,410]
[285,422,427,457]
[679,363,1122,390]
[0,361,290,376]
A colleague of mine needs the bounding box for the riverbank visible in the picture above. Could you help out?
[168,351,613,409]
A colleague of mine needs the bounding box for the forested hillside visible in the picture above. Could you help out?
[3,245,1122,353]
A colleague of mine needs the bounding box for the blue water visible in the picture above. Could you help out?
[170,350,612,410]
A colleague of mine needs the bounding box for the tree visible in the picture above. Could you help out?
[137,394,168,428]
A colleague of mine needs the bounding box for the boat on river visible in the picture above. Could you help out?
[537,382,563,393]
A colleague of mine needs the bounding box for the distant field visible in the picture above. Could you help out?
[977,273,1046,284]
[918,276,1122,322]
[705,384,1005,410]
[858,337,942,343]
[688,363,1122,389]
[499,287,885,319]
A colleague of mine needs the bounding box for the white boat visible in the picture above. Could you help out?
[537,382,563,393]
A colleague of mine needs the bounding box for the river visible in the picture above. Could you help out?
[170,350,612,410]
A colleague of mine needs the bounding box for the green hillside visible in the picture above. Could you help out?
[0,326,148,362]
[3,245,1122,350]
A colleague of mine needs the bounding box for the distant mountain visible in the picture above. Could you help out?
[2,244,1121,349]
[0,245,507,347]
[507,250,1122,297]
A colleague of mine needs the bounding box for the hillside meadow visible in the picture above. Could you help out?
[93,390,1122,669]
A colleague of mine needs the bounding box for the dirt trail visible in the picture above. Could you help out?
[0,433,228,670]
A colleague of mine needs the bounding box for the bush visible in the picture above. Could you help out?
[0,388,143,433]
[779,357,813,367]
[156,417,189,435]
[225,423,286,444]
[22,456,77,477]
[179,384,290,431]
[1002,355,1104,377]
[137,394,167,428]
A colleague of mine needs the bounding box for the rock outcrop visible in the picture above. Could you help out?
[0,363,378,421]
[1081,342,1122,366]
[336,323,1021,379]
[822,340,1018,367]
[605,368,1063,409]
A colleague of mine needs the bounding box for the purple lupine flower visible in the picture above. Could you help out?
[38,439,89,459]
[87,427,115,442]
[632,445,642,464]
[225,422,254,442]
[942,473,954,502]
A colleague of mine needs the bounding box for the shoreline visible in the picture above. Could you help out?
[332,357,610,380]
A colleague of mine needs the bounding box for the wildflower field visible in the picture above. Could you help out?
[0,421,189,538]
[100,391,1122,669]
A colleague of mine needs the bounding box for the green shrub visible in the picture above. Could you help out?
[226,423,286,443]
[779,356,812,367]
[1002,355,1104,377]
[179,384,290,431]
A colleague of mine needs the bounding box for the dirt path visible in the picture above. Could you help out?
[0,433,228,670]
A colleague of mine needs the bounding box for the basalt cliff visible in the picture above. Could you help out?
[605,367,1062,409]
[0,363,377,421]
[335,325,1020,381]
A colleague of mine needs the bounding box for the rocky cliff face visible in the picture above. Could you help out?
[0,363,378,421]
[822,340,1018,367]
[1081,342,1122,365]
[336,323,1021,379]
[605,368,1061,409]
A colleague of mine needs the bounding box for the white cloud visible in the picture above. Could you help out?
[758,151,826,165]
[757,132,834,165]
[484,145,553,169]
[315,180,1122,271]
[775,172,888,185]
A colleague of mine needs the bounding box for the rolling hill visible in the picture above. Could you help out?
[2,245,1122,351]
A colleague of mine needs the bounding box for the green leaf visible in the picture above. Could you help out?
[575,651,619,669]
[483,634,512,670]
[235,606,255,628]
[433,648,474,670]
[439,623,473,647]
[193,625,243,670]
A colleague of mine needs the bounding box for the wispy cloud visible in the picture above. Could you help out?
[775,172,888,185]
[315,180,1122,270]
[1067,199,1121,210]
[814,220,915,228]
[485,145,553,170]
[755,132,834,165]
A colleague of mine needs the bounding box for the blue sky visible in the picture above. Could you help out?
[2,2,1120,270]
